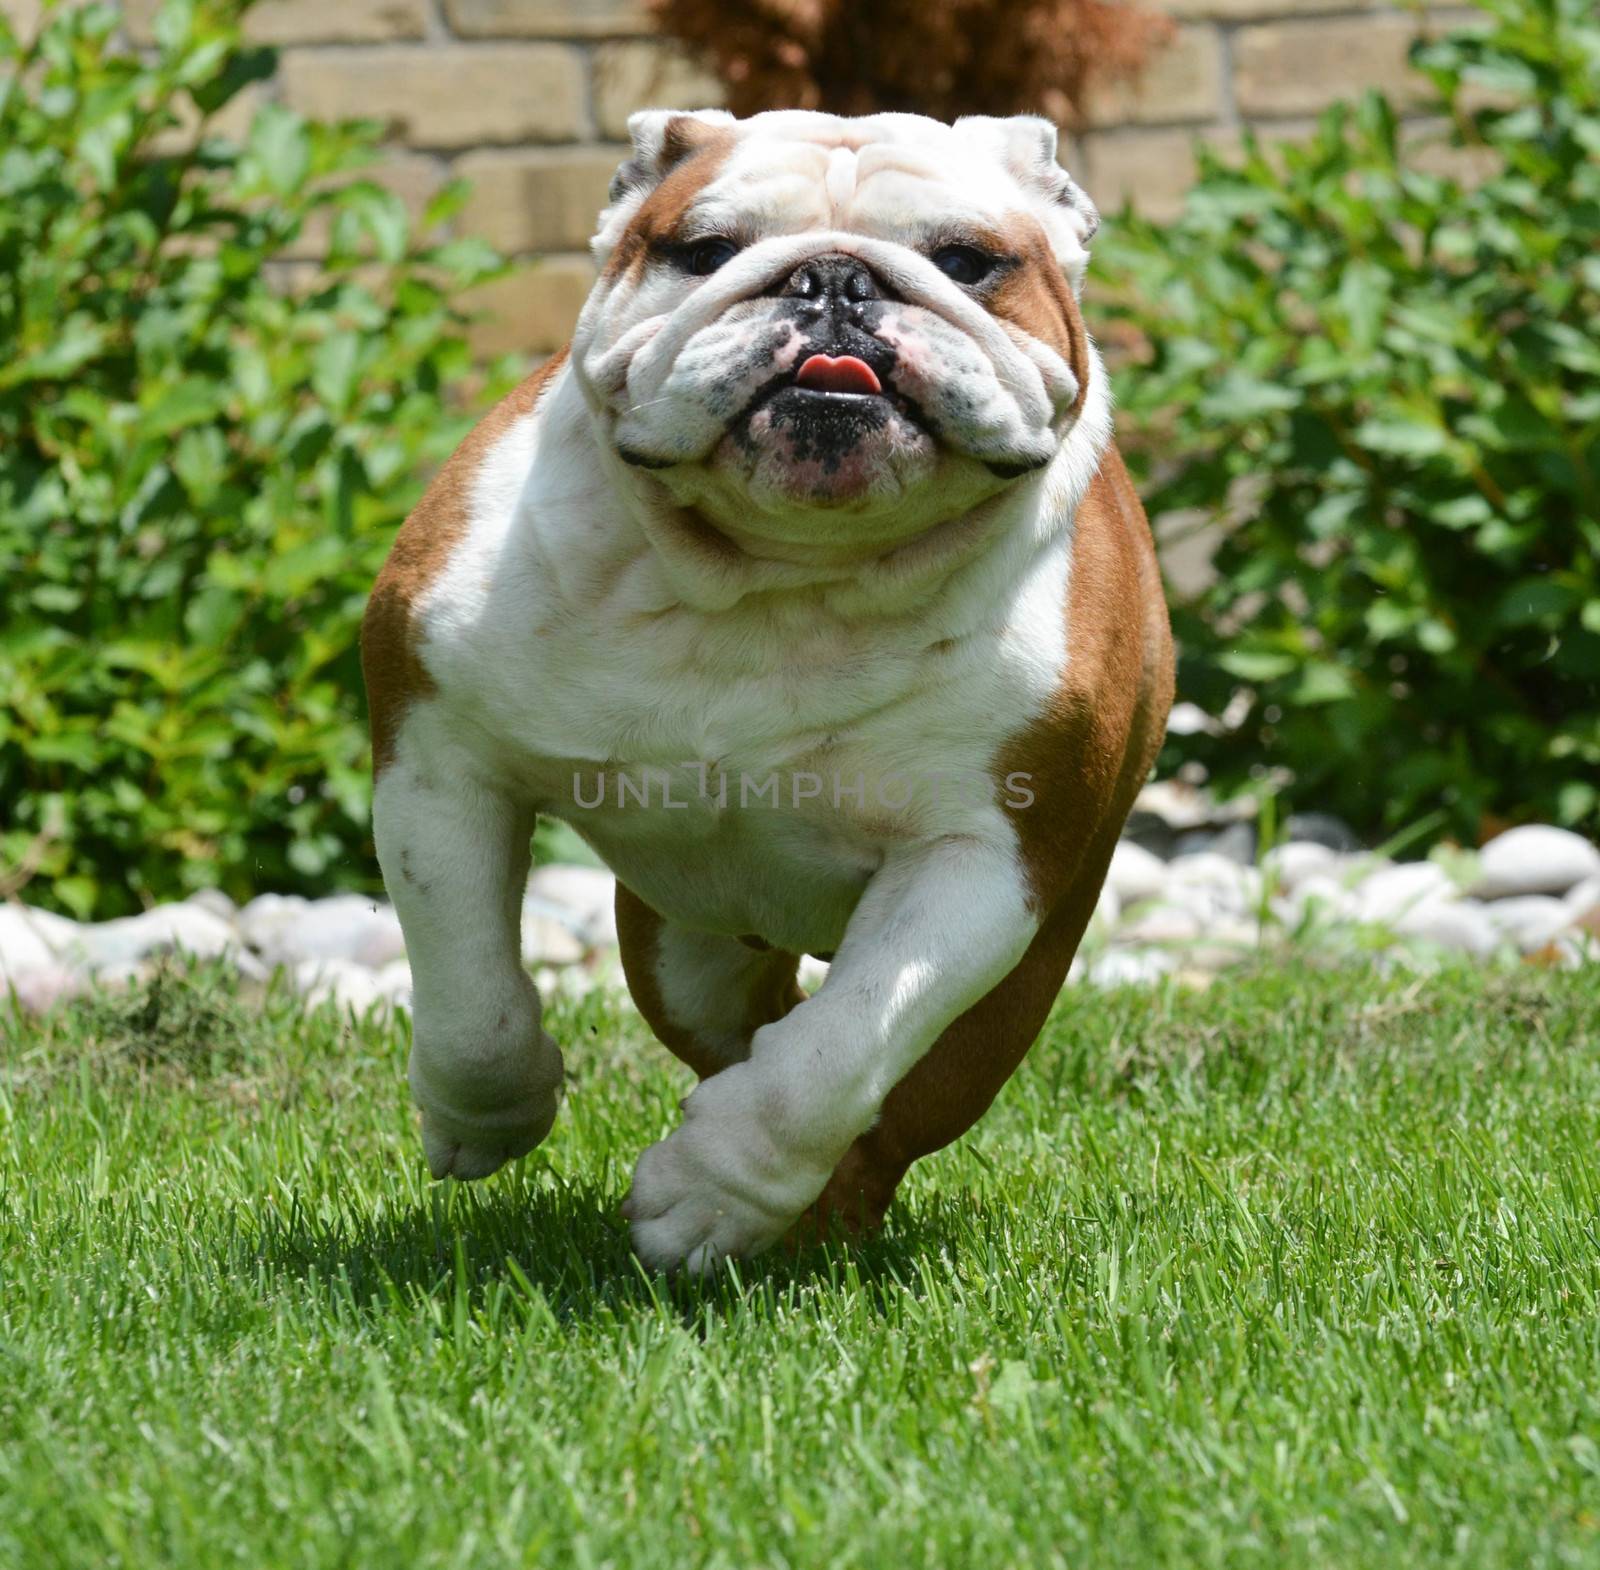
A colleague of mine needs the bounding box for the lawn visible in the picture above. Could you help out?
[3,962,1600,1569]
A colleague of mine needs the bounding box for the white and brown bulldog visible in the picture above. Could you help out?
[362,108,1173,1274]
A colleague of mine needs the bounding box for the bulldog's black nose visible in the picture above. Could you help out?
[773,253,895,308]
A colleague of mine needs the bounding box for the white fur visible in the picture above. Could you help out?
[375,109,1114,1272]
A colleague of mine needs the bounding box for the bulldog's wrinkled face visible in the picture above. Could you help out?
[574,109,1100,551]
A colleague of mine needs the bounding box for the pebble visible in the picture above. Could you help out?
[1262,841,1337,894]
[6,811,1600,1016]
[1389,898,1499,955]
[1473,825,1600,899]
[241,893,405,969]
[0,907,58,984]
[1563,875,1600,919]
[60,902,241,972]
[294,957,390,1017]
[1481,895,1577,953]
[1087,948,1176,988]
[1354,861,1456,924]
[522,914,586,966]
[1119,903,1203,946]
[1105,842,1167,905]
[528,866,618,947]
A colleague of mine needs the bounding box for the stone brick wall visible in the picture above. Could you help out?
[4,0,1460,357]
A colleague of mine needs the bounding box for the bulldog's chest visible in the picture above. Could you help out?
[434,588,1042,950]
[526,626,1006,946]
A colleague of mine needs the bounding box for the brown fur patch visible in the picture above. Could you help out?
[997,444,1174,910]
[602,125,737,286]
[987,216,1092,418]
[805,443,1173,1236]
[362,347,570,776]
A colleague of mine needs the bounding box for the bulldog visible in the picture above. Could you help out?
[362,108,1173,1274]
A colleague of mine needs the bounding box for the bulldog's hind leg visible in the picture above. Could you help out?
[373,755,565,1180]
[806,839,1113,1237]
[614,883,805,1081]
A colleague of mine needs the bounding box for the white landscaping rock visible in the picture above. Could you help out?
[187,888,238,921]
[1117,902,1202,946]
[1105,841,1167,905]
[1563,875,1600,919]
[1354,861,1455,924]
[242,893,404,970]
[528,865,618,947]
[1263,840,1337,894]
[63,902,240,974]
[0,906,59,985]
[293,957,389,1016]
[372,959,414,1011]
[1276,873,1359,928]
[1482,895,1579,953]
[797,953,831,991]
[1390,898,1499,955]
[1473,825,1600,899]
[1088,948,1176,988]
[521,912,586,966]
[1165,853,1261,918]
[5,960,83,1013]
[1091,884,1121,933]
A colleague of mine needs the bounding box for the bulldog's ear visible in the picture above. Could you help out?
[955,114,1100,248]
[610,108,737,202]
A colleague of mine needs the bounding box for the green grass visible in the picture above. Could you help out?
[4,961,1600,1569]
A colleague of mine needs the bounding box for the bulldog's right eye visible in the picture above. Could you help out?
[931,245,998,287]
[683,237,741,276]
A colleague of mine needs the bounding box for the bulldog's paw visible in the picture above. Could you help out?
[409,1018,565,1182]
[623,1064,835,1275]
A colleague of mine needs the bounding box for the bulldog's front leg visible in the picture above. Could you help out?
[373,761,564,1180]
[624,838,1038,1273]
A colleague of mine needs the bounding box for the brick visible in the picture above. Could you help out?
[463,254,597,357]
[1233,15,1437,118]
[281,45,588,149]
[288,152,448,260]
[1401,116,1500,186]
[593,40,724,142]
[242,0,430,44]
[125,0,427,43]
[1083,120,1323,221]
[0,0,40,40]
[1082,125,1239,223]
[445,0,652,38]
[1082,24,1225,130]
[1161,0,1379,18]
[455,146,622,254]
[147,82,271,154]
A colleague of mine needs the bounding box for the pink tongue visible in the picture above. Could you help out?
[795,354,882,395]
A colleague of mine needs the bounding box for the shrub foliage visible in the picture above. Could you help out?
[0,0,508,917]
[1102,0,1600,844]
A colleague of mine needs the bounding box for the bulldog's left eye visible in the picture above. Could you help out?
[684,237,741,276]
[930,245,998,287]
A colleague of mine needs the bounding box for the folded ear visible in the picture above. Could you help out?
[954,113,1100,249]
[610,108,737,202]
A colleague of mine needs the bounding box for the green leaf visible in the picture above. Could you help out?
[1218,650,1299,682]
[247,102,310,196]
[1351,415,1450,459]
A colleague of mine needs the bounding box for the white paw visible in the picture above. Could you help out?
[623,1064,834,1275]
[409,1017,565,1182]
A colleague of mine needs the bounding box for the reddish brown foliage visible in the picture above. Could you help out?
[646,0,1173,126]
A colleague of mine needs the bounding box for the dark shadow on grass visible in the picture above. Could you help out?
[226,1168,981,1330]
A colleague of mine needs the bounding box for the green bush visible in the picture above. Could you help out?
[1101,0,1600,845]
[0,0,511,918]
